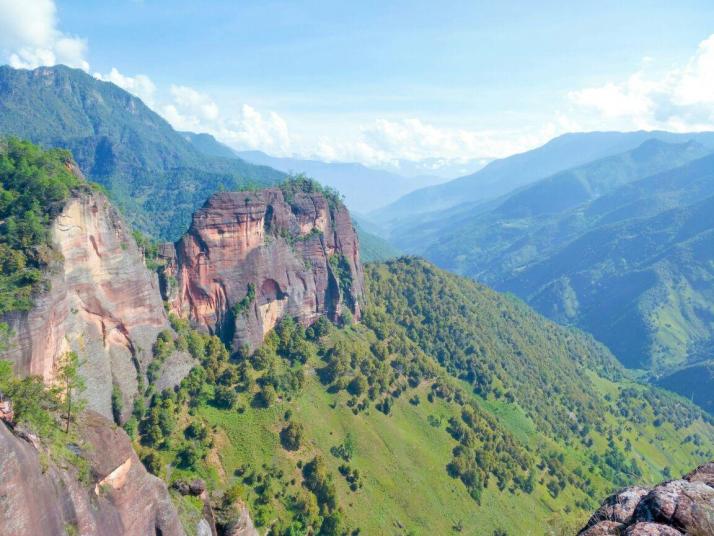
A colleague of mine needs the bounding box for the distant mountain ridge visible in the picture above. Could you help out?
[179,130,451,213]
[233,150,450,213]
[0,65,285,239]
[380,136,714,413]
[372,130,714,224]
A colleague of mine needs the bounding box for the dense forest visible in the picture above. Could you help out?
[0,138,83,316]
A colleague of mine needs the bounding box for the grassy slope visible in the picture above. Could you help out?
[152,330,713,534]
[135,259,714,536]
[187,360,713,535]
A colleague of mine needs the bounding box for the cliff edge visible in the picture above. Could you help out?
[162,186,364,351]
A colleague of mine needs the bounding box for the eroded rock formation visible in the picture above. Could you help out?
[0,411,184,536]
[579,462,714,535]
[162,189,364,351]
[0,190,186,421]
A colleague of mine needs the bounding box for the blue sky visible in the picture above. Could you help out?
[2,0,714,170]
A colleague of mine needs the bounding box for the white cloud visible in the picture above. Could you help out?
[0,0,89,71]
[156,85,293,155]
[94,68,157,106]
[569,33,714,131]
[308,116,573,168]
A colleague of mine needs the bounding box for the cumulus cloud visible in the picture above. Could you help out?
[569,34,714,131]
[309,116,575,168]
[0,0,89,71]
[94,68,157,106]
[158,86,292,155]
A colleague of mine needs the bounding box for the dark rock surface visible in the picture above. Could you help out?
[579,462,714,536]
[164,189,364,351]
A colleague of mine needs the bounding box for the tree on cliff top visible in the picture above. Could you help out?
[0,138,82,316]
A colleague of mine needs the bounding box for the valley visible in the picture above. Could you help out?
[1,56,713,536]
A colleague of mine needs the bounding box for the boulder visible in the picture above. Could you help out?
[583,486,650,527]
[581,462,714,536]
[579,520,625,535]
[685,461,714,488]
[622,522,683,535]
[634,479,714,532]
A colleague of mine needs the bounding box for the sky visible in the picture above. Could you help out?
[1,0,714,171]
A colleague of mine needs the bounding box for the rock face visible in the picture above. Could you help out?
[579,462,714,535]
[0,411,184,536]
[1,190,174,421]
[162,189,364,351]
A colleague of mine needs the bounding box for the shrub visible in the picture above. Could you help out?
[280,421,304,451]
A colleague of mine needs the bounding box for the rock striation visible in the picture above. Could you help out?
[579,462,714,535]
[161,188,364,351]
[0,411,184,536]
[0,189,182,421]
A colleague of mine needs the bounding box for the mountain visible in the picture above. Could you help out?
[180,132,455,213]
[0,65,285,239]
[3,141,714,535]
[371,130,714,226]
[180,130,238,159]
[658,361,714,414]
[383,137,714,413]
[232,149,447,213]
[353,223,401,262]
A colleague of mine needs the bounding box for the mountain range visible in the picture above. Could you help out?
[1,141,712,533]
[180,131,452,213]
[0,65,284,240]
[370,130,714,226]
[1,62,714,535]
[374,134,714,414]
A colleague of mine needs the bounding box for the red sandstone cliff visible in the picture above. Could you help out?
[0,411,185,536]
[0,189,192,422]
[161,188,364,351]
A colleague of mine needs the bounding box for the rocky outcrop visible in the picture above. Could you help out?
[162,189,364,351]
[579,462,714,535]
[0,411,184,536]
[0,190,179,421]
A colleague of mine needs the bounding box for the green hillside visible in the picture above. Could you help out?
[355,224,401,262]
[381,139,714,413]
[0,65,284,239]
[132,257,714,535]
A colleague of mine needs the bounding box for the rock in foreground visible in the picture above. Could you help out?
[0,411,184,536]
[579,462,714,535]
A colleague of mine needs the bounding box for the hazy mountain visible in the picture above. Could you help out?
[0,65,284,239]
[382,138,714,412]
[233,149,449,213]
[371,130,714,225]
[180,130,237,158]
[381,156,490,179]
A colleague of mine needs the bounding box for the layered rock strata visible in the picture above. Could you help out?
[1,190,177,421]
[162,189,364,351]
[0,411,184,536]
